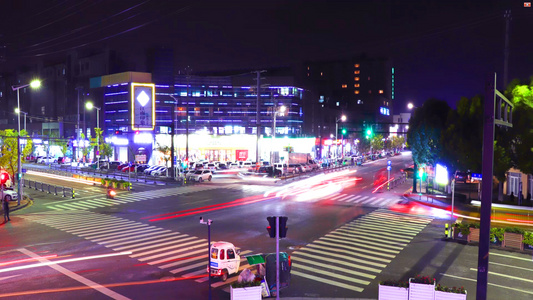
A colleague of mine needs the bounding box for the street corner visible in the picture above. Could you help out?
[8,195,32,212]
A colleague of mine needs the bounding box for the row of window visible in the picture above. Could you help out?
[353,90,384,95]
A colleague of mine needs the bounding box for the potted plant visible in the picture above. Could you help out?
[435,284,467,300]
[409,275,435,300]
[378,279,408,300]
[523,231,533,251]
[467,223,480,243]
[230,278,262,300]
[453,223,470,241]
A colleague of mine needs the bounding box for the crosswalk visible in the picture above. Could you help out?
[327,193,401,207]
[224,184,272,194]
[290,209,433,293]
[44,185,224,211]
[20,211,256,289]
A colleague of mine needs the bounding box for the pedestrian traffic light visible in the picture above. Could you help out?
[0,173,8,184]
[17,173,22,180]
[417,168,426,180]
[267,216,276,238]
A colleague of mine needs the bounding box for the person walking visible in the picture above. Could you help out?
[2,196,10,222]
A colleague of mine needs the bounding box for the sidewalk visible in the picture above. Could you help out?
[4,195,32,212]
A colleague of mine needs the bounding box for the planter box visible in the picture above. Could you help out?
[435,290,467,300]
[524,243,533,251]
[409,279,435,300]
[378,284,408,300]
[468,228,480,243]
[503,232,524,250]
[453,227,468,241]
[230,285,262,300]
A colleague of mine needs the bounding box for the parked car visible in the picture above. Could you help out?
[258,166,281,176]
[287,164,301,174]
[121,164,138,172]
[136,164,151,173]
[206,163,217,173]
[117,163,129,171]
[37,156,54,164]
[242,161,253,169]
[151,166,168,176]
[143,165,159,174]
[1,188,18,202]
[455,171,468,183]
[217,163,228,170]
[307,160,320,170]
[188,170,213,182]
[108,161,121,170]
[274,163,288,175]
[229,162,239,169]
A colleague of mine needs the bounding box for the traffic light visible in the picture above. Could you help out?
[267,216,276,238]
[267,216,288,238]
[115,130,121,135]
[17,173,22,180]
[417,167,426,180]
[0,173,8,185]
[365,127,373,139]
[135,131,140,135]
[341,128,347,135]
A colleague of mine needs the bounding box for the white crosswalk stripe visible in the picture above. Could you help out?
[290,209,433,293]
[44,185,223,211]
[20,210,255,290]
[328,194,401,208]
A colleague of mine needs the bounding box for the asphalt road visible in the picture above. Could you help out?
[1,154,532,299]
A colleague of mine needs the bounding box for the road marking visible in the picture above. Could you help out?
[292,252,381,274]
[330,194,347,201]
[114,234,190,251]
[103,231,175,247]
[490,252,533,261]
[469,268,533,282]
[292,264,370,285]
[290,270,364,292]
[329,230,408,247]
[17,248,130,300]
[136,242,205,261]
[490,261,533,272]
[306,243,391,263]
[441,273,533,295]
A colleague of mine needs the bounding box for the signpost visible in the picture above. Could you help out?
[387,160,391,190]
[267,216,288,300]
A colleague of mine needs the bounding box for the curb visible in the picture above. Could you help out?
[9,196,32,212]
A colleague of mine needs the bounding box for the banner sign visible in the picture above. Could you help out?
[131,83,155,131]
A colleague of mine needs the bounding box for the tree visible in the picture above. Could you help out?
[155,143,171,167]
[80,133,94,163]
[0,129,33,180]
[370,134,384,152]
[407,99,451,167]
[390,136,405,152]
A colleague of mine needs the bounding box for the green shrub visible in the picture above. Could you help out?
[436,284,466,294]
[231,279,261,288]
[523,231,533,246]
[504,227,525,234]
[454,222,474,236]
[490,227,505,243]
[379,279,409,288]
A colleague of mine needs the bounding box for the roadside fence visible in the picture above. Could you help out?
[22,178,75,198]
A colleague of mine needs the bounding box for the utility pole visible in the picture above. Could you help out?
[253,70,266,166]
[76,86,83,165]
[185,66,191,162]
[169,95,177,179]
[503,10,511,88]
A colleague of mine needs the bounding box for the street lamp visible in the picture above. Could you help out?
[86,102,101,170]
[14,108,28,132]
[12,79,41,205]
[269,105,286,164]
[335,115,346,158]
[407,102,415,110]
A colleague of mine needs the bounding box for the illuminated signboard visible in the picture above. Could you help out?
[131,83,155,131]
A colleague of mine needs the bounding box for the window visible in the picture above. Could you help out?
[354,90,359,94]
[368,90,372,94]
[354,70,360,74]
[354,64,360,68]
[528,175,533,198]
[379,90,384,94]
[336,102,339,106]
[320,72,323,76]
[211,248,218,259]
[227,248,236,259]
[368,76,371,80]
[354,84,360,88]
[507,172,520,195]
[354,77,360,81]
[341,84,347,88]
[220,249,225,260]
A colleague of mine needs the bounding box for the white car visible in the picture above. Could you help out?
[188,170,213,182]
[229,163,239,169]
[1,189,18,202]
[38,156,54,164]
[151,166,168,176]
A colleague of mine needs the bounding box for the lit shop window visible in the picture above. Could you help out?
[379,90,384,94]
[354,70,360,74]
[354,90,360,94]
[341,84,347,88]
[354,64,360,68]
[354,84,360,88]
[354,77,360,81]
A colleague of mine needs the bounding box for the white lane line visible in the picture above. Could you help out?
[337,195,353,202]
[330,194,347,201]
[330,230,408,247]
[159,249,209,268]
[469,268,533,283]
[163,254,208,270]
[490,252,533,261]
[319,236,400,254]
[353,196,369,203]
[290,270,364,292]
[113,234,189,251]
[136,241,205,260]
[93,228,161,242]
[125,236,197,253]
[490,261,533,272]
[81,226,152,239]
[360,196,377,204]
[313,240,396,258]
[292,264,370,285]
[17,248,130,300]
[67,221,139,234]
[305,243,391,263]
[78,224,149,237]
[441,273,533,295]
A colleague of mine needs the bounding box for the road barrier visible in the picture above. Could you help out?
[22,178,75,198]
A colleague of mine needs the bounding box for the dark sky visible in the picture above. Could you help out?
[1,0,532,113]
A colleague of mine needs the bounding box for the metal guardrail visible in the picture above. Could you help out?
[22,178,76,198]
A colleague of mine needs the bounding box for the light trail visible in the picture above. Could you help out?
[26,170,99,185]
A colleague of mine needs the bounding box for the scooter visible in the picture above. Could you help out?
[107,187,117,199]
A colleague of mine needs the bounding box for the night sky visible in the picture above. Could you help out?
[1,0,532,113]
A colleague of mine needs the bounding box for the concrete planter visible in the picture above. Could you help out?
[409,279,435,300]
[230,285,262,300]
[435,290,467,300]
[378,284,408,300]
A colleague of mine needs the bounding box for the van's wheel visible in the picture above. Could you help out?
[208,176,212,181]
[221,270,228,282]
[4,195,11,202]
[199,177,203,183]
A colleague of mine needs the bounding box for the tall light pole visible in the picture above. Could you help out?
[12,79,41,205]
[15,109,28,132]
[199,217,213,300]
[169,95,179,178]
[335,115,346,158]
[86,102,101,169]
[270,105,286,163]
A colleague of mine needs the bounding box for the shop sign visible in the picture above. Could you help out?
[236,150,248,161]
[131,82,155,131]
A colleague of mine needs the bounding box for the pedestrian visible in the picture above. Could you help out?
[2,197,10,222]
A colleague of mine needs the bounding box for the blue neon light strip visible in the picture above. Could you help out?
[104,91,128,96]
[105,101,129,105]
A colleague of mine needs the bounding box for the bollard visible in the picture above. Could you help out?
[445,223,450,238]
[63,187,66,197]
[54,186,58,196]
[47,184,51,194]
[72,189,75,199]
[40,183,44,192]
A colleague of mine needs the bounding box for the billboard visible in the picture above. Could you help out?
[131,83,155,131]
[236,150,249,161]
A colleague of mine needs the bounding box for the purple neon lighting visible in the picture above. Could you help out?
[104,91,128,96]
[155,85,170,88]
[105,101,128,105]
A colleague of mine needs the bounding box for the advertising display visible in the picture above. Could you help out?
[131,82,155,131]
[236,150,249,161]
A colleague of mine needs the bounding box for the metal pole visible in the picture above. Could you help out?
[476,73,497,300]
[169,95,177,179]
[256,71,261,165]
[208,221,212,300]
[335,121,338,158]
[503,10,511,87]
[186,68,190,161]
[449,179,455,238]
[276,216,280,300]
[24,113,26,132]
[97,108,100,171]
[76,88,81,165]
[17,89,22,205]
